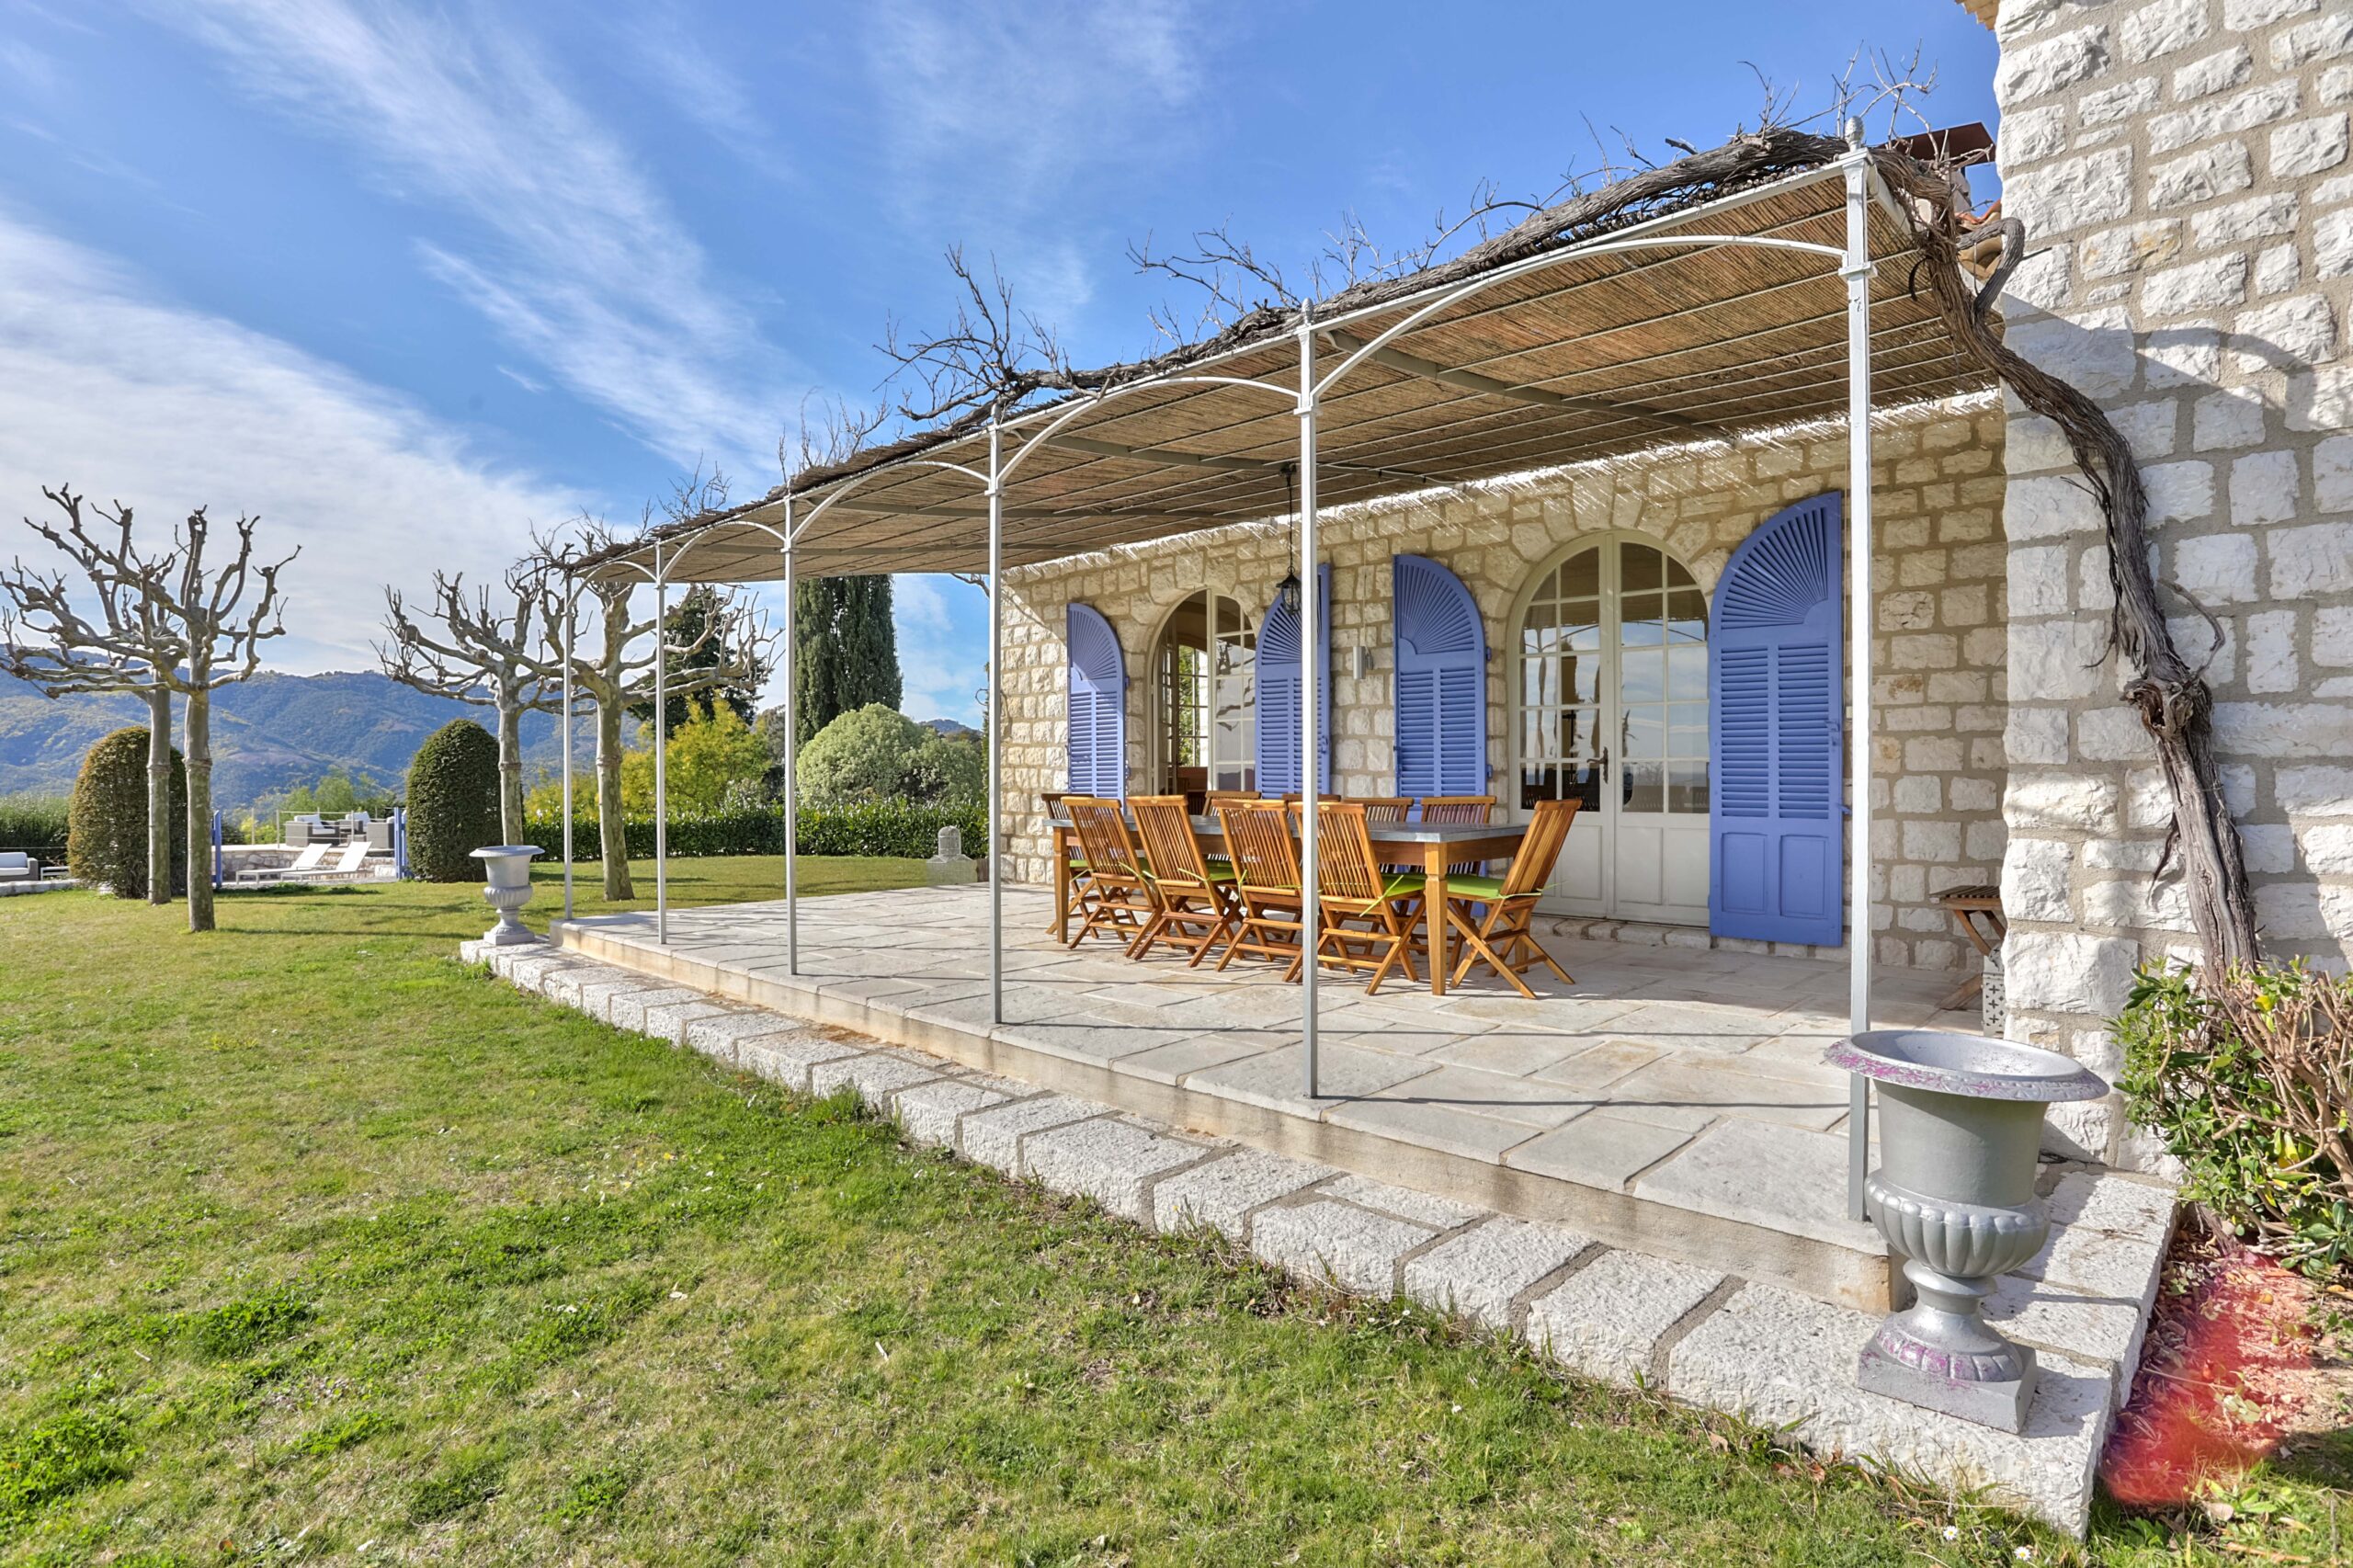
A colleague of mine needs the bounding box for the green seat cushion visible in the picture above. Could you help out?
[1441,874,1508,900]
[1378,871,1427,899]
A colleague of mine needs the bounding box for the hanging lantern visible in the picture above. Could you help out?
[1276,461,1302,616]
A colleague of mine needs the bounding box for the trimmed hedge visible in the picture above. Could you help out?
[65,727,187,898]
[0,794,70,853]
[522,798,983,863]
[407,720,502,882]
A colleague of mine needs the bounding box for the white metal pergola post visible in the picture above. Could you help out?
[653,538,669,945]
[987,421,1005,1026]
[1297,313,1323,1099]
[561,574,575,921]
[1842,124,1877,1222]
[781,493,799,975]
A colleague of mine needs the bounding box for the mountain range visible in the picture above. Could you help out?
[0,668,587,805]
[1,667,966,806]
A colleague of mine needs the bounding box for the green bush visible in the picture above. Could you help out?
[406,720,501,882]
[2116,961,2353,1278]
[64,728,186,899]
[0,793,70,854]
[797,704,930,808]
[521,798,983,862]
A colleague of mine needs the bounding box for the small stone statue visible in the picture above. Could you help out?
[926,824,978,886]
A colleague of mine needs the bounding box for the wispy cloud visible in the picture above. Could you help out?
[0,207,574,674]
[150,0,797,472]
[626,11,789,178]
[861,0,1216,325]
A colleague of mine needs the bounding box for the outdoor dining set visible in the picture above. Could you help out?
[1047,792,1580,999]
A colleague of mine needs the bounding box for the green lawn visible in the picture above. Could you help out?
[0,866,2300,1563]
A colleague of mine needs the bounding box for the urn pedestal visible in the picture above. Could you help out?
[1827,1028,2107,1432]
[470,845,545,947]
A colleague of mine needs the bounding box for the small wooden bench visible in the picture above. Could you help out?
[1934,882,2006,1013]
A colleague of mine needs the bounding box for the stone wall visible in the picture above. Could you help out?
[997,394,2008,972]
[1991,0,2353,1161]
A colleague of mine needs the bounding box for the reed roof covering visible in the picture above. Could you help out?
[582,136,1994,585]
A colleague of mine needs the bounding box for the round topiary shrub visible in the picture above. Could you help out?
[406,719,501,882]
[66,726,187,899]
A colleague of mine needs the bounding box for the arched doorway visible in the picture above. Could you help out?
[1513,536,1711,924]
[1152,590,1256,794]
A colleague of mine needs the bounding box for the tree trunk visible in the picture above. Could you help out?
[145,687,173,905]
[496,698,525,845]
[185,687,214,932]
[596,695,633,900]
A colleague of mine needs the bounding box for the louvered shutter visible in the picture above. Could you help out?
[1709,493,1845,944]
[1065,602,1126,798]
[1256,563,1332,795]
[1392,554,1487,798]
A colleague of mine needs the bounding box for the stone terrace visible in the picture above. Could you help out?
[466,919,2175,1536]
[567,885,2031,1317]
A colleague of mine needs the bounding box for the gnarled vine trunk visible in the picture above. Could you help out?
[1873,150,2261,971]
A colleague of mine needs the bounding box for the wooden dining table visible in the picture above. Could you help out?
[1050,812,1529,997]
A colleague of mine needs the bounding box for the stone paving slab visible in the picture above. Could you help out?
[472,915,2167,1536]
[602,986,703,1035]
[1019,1116,1218,1222]
[1404,1218,1600,1331]
[1251,1199,1437,1297]
[1152,1148,1334,1240]
[1665,1281,2111,1537]
[1525,1248,1725,1389]
[958,1094,1113,1176]
[892,1075,1031,1148]
[734,1033,869,1095]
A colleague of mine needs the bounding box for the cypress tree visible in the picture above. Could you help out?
[793,575,903,747]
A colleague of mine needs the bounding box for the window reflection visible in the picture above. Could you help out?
[1156,591,1255,793]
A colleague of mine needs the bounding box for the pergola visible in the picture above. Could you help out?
[560,127,1995,1218]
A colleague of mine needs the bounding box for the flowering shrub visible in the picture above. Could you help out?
[2115,961,2353,1278]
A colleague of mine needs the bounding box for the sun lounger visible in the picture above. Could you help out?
[239,843,329,883]
[285,843,371,882]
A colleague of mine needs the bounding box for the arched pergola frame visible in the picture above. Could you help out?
[588,137,1885,1216]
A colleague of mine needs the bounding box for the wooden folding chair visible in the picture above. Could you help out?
[1299,801,1423,994]
[1213,800,1307,975]
[1415,794,1494,824]
[1043,791,1085,936]
[1354,796,1412,824]
[1066,798,1159,951]
[1438,799,1581,998]
[1129,796,1240,965]
[1418,792,1497,877]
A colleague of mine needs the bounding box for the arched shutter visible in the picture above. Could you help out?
[1066,602,1126,798]
[1392,553,1487,798]
[1256,563,1331,795]
[1709,493,1844,945]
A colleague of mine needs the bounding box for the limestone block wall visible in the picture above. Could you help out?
[1991,0,2353,1159]
[996,395,2008,972]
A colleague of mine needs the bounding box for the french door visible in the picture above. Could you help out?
[1515,539,1711,924]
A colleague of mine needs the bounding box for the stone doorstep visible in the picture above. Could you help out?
[468,937,2162,1536]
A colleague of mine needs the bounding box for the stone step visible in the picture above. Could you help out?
[551,917,1902,1312]
[460,930,2174,1538]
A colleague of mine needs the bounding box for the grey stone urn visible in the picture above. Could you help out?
[1826,1028,2107,1432]
[470,845,544,946]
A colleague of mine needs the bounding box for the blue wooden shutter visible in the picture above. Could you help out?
[1066,602,1127,798]
[1256,564,1332,795]
[1392,553,1487,798]
[1710,493,1845,945]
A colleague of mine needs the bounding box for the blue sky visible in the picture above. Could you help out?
[0,0,1997,724]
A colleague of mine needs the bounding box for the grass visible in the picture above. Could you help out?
[0,864,2328,1563]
